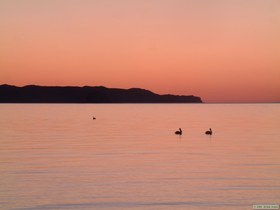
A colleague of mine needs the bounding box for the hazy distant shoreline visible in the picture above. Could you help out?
[0,84,202,103]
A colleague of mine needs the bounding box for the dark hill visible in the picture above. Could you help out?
[0,84,202,103]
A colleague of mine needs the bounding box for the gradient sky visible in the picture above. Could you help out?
[0,0,279,102]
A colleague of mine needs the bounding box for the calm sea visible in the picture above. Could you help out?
[0,104,279,210]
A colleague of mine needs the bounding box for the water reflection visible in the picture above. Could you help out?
[0,104,279,210]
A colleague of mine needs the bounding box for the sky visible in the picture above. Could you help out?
[0,0,279,103]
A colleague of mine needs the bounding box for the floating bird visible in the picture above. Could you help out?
[93,116,96,120]
[205,128,212,135]
[175,128,182,135]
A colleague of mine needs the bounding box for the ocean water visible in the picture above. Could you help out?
[0,104,279,210]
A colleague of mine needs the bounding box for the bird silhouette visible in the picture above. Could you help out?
[205,128,212,135]
[175,128,182,135]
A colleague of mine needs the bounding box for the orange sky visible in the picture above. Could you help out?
[0,0,279,102]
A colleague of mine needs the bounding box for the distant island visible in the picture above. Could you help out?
[0,84,202,103]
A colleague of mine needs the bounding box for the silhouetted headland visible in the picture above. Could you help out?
[0,84,203,103]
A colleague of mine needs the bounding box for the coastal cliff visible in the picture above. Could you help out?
[0,84,202,103]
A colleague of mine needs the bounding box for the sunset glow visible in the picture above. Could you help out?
[0,0,279,102]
